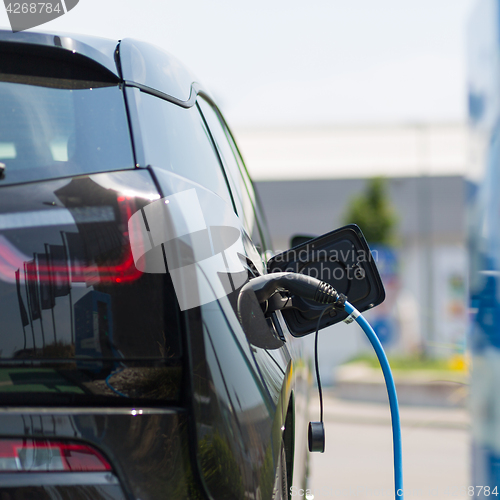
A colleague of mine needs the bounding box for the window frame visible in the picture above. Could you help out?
[197,94,273,254]
[124,86,237,212]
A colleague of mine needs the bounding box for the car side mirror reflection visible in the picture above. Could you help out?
[267,224,385,337]
[289,234,316,248]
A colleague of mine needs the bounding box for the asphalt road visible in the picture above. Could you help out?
[303,393,469,500]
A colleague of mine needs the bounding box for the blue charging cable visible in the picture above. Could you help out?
[344,301,404,499]
[237,272,403,497]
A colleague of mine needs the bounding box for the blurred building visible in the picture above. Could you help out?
[234,123,468,365]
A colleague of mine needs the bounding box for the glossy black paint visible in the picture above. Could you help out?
[0,170,182,406]
[147,163,295,498]
[0,472,126,500]
[0,29,311,500]
[0,409,193,500]
[119,38,199,104]
[0,30,120,77]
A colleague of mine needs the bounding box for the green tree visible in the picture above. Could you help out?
[342,177,397,245]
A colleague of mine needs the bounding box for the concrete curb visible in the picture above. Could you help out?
[310,391,470,431]
[335,379,467,408]
[322,411,469,430]
[333,363,468,408]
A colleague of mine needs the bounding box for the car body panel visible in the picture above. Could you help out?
[0,408,194,499]
[0,170,183,406]
[150,164,295,497]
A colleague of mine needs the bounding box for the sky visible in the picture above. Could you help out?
[0,0,477,126]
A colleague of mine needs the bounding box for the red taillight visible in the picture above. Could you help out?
[0,439,112,472]
[0,195,144,286]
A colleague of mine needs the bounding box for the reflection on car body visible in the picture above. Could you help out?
[0,29,309,499]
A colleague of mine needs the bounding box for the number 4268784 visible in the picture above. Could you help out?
[5,3,61,14]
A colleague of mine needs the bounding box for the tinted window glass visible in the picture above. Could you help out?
[0,81,134,185]
[236,161,273,252]
[197,98,268,252]
[128,88,233,207]
[227,135,273,251]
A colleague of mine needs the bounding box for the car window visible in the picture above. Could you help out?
[127,89,233,208]
[197,97,270,253]
[0,81,134,186]
[217,112,273,251]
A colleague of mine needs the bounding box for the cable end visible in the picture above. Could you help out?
[308,421,325,453]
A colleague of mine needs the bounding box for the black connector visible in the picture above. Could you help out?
[308,421,325,453]
[239,272,346,310]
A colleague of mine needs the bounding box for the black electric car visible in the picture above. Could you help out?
[0,30,384,499]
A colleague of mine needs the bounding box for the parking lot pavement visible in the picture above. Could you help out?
[302,391,469,500]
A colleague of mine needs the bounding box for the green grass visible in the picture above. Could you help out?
[345,354,458,372]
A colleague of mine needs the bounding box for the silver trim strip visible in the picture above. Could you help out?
[0,407,183,415]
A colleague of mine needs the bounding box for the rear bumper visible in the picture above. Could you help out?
[0,407,198,500]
